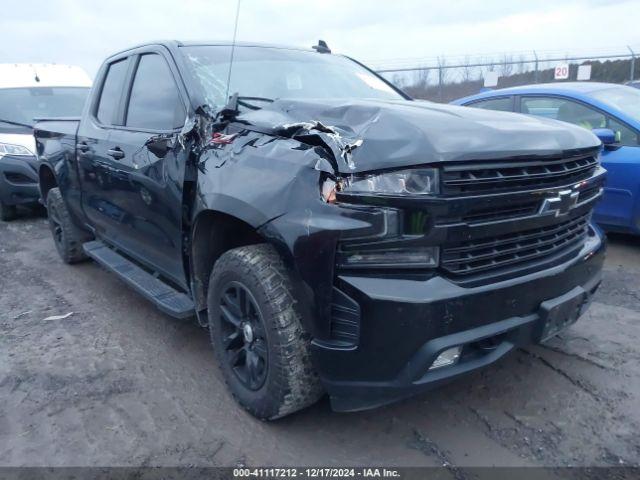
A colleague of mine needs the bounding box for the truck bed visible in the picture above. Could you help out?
[33,118,80,172]
[34,117,80,143]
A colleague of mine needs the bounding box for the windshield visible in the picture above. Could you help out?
[588,86,640,119]
[180,46,404,109]
[0,87,89,130]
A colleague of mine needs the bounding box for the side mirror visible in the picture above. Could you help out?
[592,128,616,145]
[145,136,172,158]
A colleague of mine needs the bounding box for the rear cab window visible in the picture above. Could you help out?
[96,59,129,125]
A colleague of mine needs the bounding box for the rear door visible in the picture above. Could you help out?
[78,55,133,239]
[99,49,189,287]
[518,95,640,230]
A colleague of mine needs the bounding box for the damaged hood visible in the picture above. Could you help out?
[237,98,601,173]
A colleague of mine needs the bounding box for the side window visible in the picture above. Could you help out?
[521,97,606,130]
[608,117,640,146]
[96,59,128,125]
[126,54,185,130]
[468,97,513,112]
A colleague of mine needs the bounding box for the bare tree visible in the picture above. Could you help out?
[461,55,473,83]
[476,58,486,81]
[517,54,527,74]
[392,74,406,89]
[500,54,514,77]
[482,60,495,78]
[413,66,430,89]
[437,56,449,85]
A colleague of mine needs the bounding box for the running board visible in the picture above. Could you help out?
[83,240,195,319]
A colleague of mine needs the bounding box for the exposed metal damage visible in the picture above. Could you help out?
[175,101,371,214]
[179,103,367,186]
[274,120,364,171]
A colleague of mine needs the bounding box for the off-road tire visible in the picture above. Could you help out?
[0,201,18,221]
[207,243,324,420]
[46,187,89,264]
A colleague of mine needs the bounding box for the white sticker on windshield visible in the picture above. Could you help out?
[287,74,302,90]
[356,72,395,93]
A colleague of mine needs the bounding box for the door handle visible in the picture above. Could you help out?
[107,148,125,160]
[77,143,90,157]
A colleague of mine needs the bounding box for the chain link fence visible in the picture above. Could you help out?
[375,48,640,103]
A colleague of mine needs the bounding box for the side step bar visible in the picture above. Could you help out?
[83,240,195,319]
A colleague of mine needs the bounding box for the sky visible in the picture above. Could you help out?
[1,0,639,78]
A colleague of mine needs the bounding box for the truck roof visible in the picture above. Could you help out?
[0,64,92,89]
[110,40,317,58]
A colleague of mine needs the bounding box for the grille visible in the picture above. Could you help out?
[577,185,602,204]
[441,213,590,277]
[441,154,598,195]
[441,199,540,225]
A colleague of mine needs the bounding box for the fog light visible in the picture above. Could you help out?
[429,346,462,370]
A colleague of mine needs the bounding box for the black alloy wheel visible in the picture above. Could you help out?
[47,200,64,251]
[219,281,269,391]
[207,244,323,419]
[45,187,89,264]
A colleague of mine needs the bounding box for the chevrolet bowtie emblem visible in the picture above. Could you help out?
[539,189,580,217]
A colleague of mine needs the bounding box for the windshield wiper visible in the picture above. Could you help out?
[216,93,275,123]
[236,96,274,111]
[0,118,33,129]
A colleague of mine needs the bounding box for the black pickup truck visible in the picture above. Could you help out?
[34,41,606,419]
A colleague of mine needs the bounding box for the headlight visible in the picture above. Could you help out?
[0,142,33,157]
[342,168,438,196]
[337,246,439,269]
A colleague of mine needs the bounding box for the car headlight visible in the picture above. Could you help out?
[342,168,438,196]
[337,246,439,269]
[0,142,33,157]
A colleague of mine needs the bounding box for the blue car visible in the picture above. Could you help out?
[453,82,640,235]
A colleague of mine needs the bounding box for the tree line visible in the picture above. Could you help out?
[394,58,640,103]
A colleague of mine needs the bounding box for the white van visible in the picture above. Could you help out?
[0,63,91,220]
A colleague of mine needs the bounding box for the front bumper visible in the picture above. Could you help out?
[0,154,40,206]
[312,226,605,412]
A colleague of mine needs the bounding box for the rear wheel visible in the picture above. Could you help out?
[0,201,18,221]
[207,244,323,420]
[46,187,89,264]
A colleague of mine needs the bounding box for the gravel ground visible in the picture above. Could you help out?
[1,211,639,472]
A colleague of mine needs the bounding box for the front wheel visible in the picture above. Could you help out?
[207,244,323,420]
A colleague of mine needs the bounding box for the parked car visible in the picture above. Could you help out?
[0,63,90,220]
[453,82,640,235]
[34,41,605,419]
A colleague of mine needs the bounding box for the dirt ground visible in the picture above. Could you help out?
[1,210,639,472]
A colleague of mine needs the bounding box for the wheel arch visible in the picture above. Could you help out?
[190,209,265,323]
[38,164,58,203]
[189,208,318,338]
